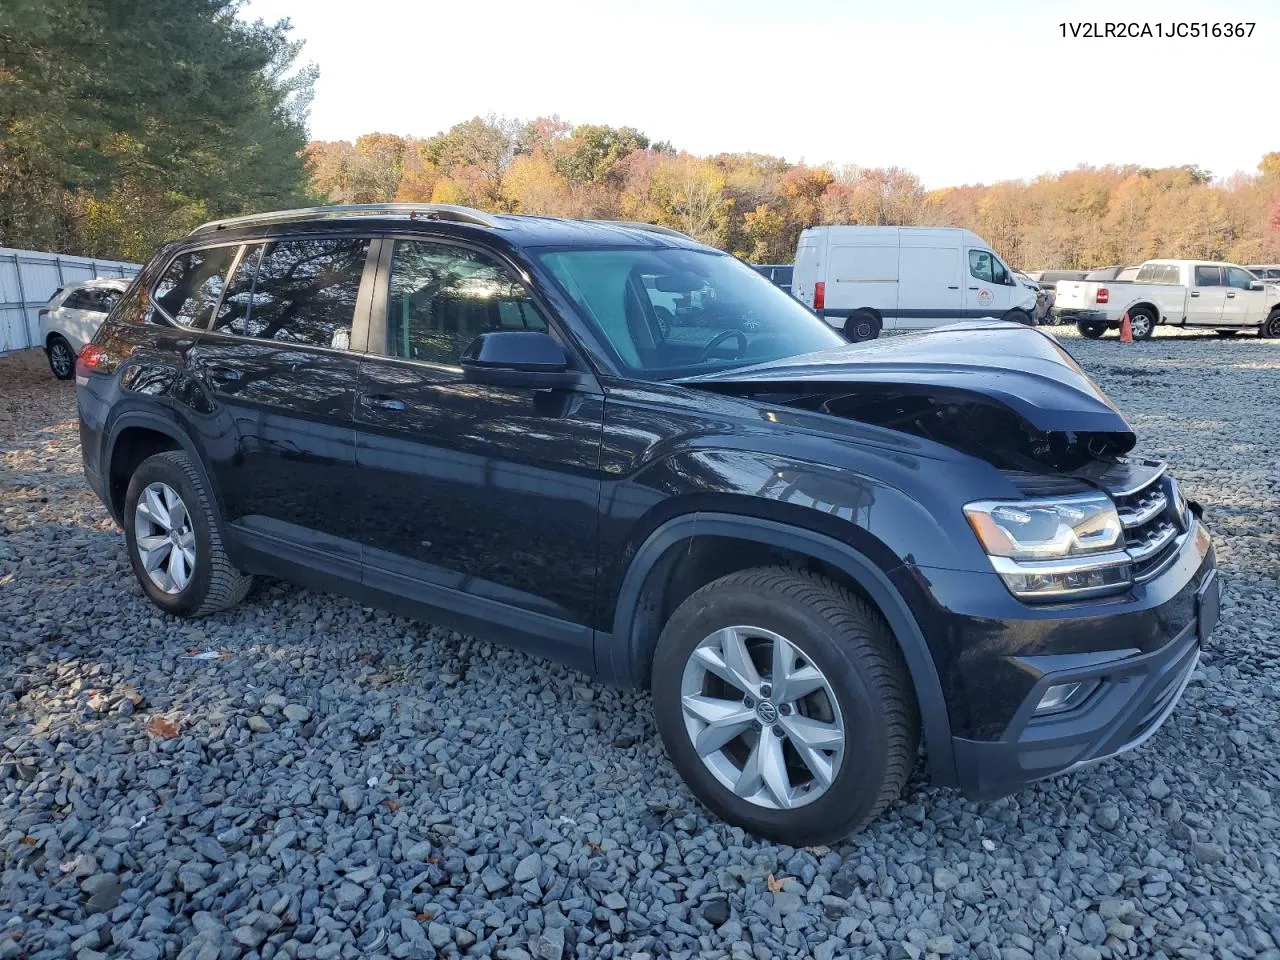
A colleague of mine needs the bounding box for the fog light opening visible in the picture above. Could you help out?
[1035,678,1100,715]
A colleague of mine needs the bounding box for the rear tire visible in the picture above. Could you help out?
[651,567,919,845]
[46,336,75,380]
[843,310,881,342]
[1077,320,1107,339]
[123,451,252,618]
[1127,308,1156,340]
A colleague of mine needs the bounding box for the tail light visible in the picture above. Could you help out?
[814,281,826,310]
[75,344,116,377]
[1095,288,1110,304]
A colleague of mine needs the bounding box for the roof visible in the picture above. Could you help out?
[189,203,709,251]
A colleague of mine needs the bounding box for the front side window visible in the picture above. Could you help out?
[537,247,843,379]
[153,246,239,327]
[386,240,547,365]
[1194,265,1223,287]
[1226,266,1255,290]
[969,250,995,283]
[239,238,370,349]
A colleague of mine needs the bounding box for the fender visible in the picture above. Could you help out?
[103,408,227,537]
[602,511,958,786]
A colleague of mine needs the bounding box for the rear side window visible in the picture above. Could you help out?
[239,238,370,350]
[386,240,547,365]
[153,247,239,327]
[1193,265,1223,287]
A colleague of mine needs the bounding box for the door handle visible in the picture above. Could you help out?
[947,285,960,290]
[968,286,979,291]
[1189,291,1200,297]
[363,394,406,411]
[207,366,240,384]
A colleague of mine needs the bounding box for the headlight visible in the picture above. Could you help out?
[965,494,1131,600]
[964,494,1122,560]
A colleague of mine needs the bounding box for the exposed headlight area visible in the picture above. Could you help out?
[965,493,1132,600]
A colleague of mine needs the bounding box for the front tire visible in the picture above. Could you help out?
[46,336,75,380]
[1077,320,1107,339]
[1001,308,1033,326]
[123,451,252,617]
[651,568,919,845]
[843,310,881,342]
[1263,308,1280,339]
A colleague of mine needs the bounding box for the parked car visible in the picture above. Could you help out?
[1025,270,1088,291]
[750,263,794,294]
[792,226,1039,341]
[39,278,130,379]
[1055,259,1280,339]
[1246,264,1280,281]
[77,203,1219,844]
[1080,265,1141,283]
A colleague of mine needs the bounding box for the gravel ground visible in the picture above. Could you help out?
[1,329,1278,960]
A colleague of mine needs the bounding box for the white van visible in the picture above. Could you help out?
[792,226,1038,340]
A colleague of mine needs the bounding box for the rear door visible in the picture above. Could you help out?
[186,234,377,566]
[898,237,962,326]
[352,235,604,667]
[1186,265,1227,325]
[792,234,822,312]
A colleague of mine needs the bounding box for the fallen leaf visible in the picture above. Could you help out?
[382,799,400,813]
[18,836,37,845]
[427,855,442,865]
[145,716,180,739]
[415,911,434,922]
[766,872,787,894]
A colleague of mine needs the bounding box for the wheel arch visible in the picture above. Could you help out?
[601,511,957,786]
[104,412,224,533]
[1126,300,1159,321]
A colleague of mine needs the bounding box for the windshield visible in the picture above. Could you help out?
[537,247,844,379]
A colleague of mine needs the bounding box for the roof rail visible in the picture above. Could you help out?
[589,219,693,240]
[191,203,508,235]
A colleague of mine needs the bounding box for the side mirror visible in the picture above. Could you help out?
[1250,281,1265,291]
[460,331,580,389]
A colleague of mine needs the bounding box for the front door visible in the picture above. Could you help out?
[1186,265,1228,325]
[1220,265,1266,326]
[965,248,1015,317]
[185,236,376,564]
[354,237,603,668]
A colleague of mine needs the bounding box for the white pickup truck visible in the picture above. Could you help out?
[1054,259,1280,339]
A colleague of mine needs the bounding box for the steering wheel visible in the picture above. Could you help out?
[697,329,748,363]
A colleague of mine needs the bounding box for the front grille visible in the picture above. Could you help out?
[1105,462,1184,580]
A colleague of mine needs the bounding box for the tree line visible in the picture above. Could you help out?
[308,118,1280,270]
[0,0,314,263]
[3,0,1277,272]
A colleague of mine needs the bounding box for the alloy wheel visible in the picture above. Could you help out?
[1130,314,1152,338]
[680,625,845,809]
[133,481,196,594]
[49,342,72,378]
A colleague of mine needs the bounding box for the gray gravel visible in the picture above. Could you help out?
[1,330,1278,960]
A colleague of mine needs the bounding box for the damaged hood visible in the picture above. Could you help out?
[680,322,1132,437]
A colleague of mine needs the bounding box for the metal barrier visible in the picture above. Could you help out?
[0,247,141,354]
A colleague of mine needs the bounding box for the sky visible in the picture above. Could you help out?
[244,0,1277,189]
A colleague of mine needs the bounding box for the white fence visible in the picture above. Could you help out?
[0,247,141,354]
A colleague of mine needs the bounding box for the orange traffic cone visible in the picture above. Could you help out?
[1119,312,1133,343]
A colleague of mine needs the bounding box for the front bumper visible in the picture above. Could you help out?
[895,516,1218,800]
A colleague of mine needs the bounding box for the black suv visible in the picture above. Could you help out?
[77,204,1220,844]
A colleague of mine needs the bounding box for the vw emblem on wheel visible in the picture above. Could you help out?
[756,700,779,724]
